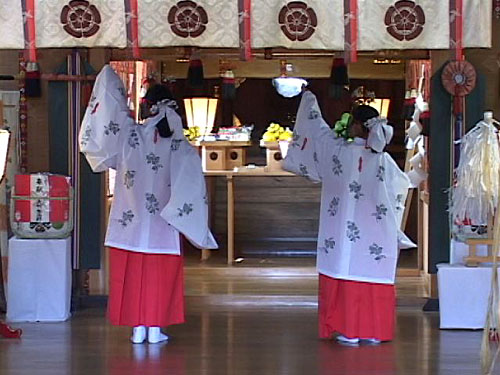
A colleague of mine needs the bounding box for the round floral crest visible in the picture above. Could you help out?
[168,1,208,38]
[384,0,425,41]
[60,0,101,38]
[278,2,317,42]
[441,60,477,97]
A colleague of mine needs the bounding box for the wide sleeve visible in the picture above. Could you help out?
[160,137,218,250]
[384,155,416,249]
[79,65,134,172]
[282,90,337,182]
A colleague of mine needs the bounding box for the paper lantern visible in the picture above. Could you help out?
[368,98,391,118]
[184,98,218,137]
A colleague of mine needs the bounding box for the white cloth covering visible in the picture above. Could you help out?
[450,239,489,265]
[437,263,500,329]
[79,65,217,254]
[283,91,413,285]
[7,237,71,322]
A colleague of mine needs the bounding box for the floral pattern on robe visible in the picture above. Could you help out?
[79,65,218,255]
[283,90,413,284]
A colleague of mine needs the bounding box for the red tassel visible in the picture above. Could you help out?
[187,50,204,88]
[25,62,41,97]
[329,58,349,99]
[221,70,236,100]
[489,328,500,342]
[420,109,431,136]
[0,321,22,339]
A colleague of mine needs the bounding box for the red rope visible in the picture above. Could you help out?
[455,0,463,61]
[239,0,252,61]
[343,0,358,63]
[130,0,140,59]
[21,0,37,62]
[450,0,464,61]
[124,0,141,59]
[349,0,358,63]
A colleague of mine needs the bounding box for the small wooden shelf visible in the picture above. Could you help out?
[464,238,495,267]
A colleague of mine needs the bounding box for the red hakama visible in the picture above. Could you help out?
[107,247,185,327]
[318,273,395,341]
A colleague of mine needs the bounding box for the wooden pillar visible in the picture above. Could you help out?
[425,56,452,308]
[227,175,234,265]
[0,256,5,313]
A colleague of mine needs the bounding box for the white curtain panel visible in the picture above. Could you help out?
[36,0,127,48]
[0,1,492,52]
[251,0,344,50]
[138,0,239,48]
[0,0,24,49]
[358,0,449,50]
[463,0,492,48]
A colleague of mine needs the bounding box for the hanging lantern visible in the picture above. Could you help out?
[184,98,218,136]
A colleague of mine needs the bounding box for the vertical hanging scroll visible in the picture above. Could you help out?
[238,0,252,61]
[124,0,141,59]
[344,0,358,63]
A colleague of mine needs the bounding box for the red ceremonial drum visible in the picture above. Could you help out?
[10,174,73,239]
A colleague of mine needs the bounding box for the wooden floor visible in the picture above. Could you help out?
[0,264,486,375]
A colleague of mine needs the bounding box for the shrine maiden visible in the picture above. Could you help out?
[284,90,413,344]
[79,65,217,344]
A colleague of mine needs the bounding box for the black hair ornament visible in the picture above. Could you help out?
[155,114,174,138]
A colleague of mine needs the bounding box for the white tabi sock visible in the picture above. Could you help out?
[131,325,146,344]
[148,327,169,344]
[336,334,360,345]
[360,338,381,345]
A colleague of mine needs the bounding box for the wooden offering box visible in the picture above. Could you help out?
[195,141,252,171]
[260,141,284,172]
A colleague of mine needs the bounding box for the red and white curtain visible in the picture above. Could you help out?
[0,0,492,52]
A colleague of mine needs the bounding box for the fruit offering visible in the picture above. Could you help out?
[261,122,293,142]
[184,126,201,141]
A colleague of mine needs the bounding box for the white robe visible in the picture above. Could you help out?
[79,65,218,255]
[284,91,412,284]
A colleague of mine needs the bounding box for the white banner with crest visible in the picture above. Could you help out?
[0,0,492,51]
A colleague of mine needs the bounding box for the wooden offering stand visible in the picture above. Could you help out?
[260,141,285,172]
[465,216,495,267]
[194,141,252,171]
